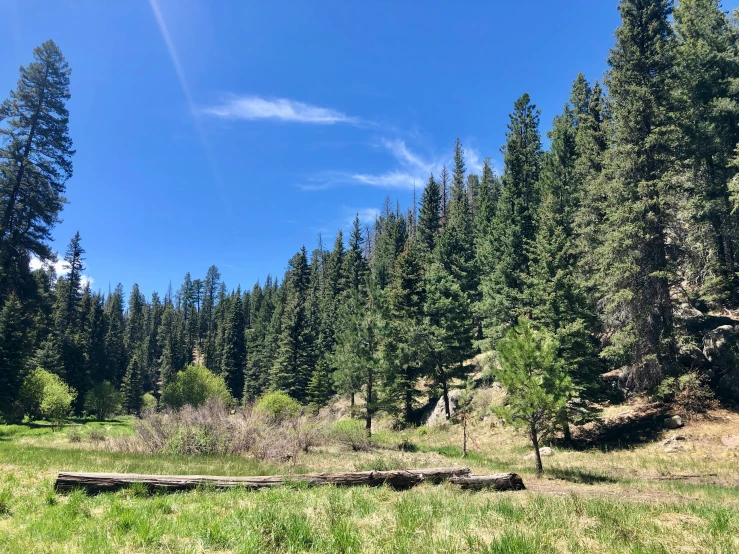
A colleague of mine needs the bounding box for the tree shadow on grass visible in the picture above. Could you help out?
[559,403,669,452]
[547,467,619,485]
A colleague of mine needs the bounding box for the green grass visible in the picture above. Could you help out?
[1,419,738,553]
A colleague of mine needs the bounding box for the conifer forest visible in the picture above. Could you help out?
[3,0,739,428]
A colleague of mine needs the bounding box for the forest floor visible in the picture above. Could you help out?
[1,401,739,553]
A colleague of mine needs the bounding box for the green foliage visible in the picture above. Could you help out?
[331,419,372,451]
[655,372,719,420]
[161,364,233,410]
[121,356,144,415]
[84,381,122,420]
[493,319,573,472]
[19,368,76,427]
[141,393,158,415]
[255,391,302,423]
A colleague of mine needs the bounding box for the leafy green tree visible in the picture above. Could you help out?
[0,40,74,297]
[161,363,232,410]
[494,319,573,473]
[598,0,678,389]
[84,381,121,420]
[255,391,301,423]
[19,368,76,428]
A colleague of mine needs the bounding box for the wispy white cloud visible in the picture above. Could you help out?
[30,256,94,289]
[302,138,491,192]
[202,95,358,125]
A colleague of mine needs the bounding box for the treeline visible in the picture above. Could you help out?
[2,1,739,426]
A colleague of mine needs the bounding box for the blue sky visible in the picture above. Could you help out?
[4,0,735,299]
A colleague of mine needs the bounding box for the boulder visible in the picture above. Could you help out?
[664,415,684,429]
[703,325,739,401]
[523,446,554,459]
[720,435,739,449]
[426,389,464,427]
[678,344,710,371]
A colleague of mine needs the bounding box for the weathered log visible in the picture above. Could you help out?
[55,467,470,494]
[449,473,526,491]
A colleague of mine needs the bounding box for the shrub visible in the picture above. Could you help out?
[87,429,107,442]
[255,391,302,423]
[332,419,372,451]
[40,376,77,429]
[68,428,82,443]
[161,364,232,410]
[658,372,719,420]
[84,381,122,420]
[19,368,76,428]
[141,393,158,415]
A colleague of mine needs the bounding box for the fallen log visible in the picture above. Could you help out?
[449,473,526,491]
[55,467,471,494]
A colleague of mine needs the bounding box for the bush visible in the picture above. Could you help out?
[84,381,122,420]
[255,391,302,423]
[657,372,719,420]
[19,368,76,428]
[332,419,372,451]
[87,429,107,442]
[161,364,232,410]
[141,393,158,415]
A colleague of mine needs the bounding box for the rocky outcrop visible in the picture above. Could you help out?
[702,325,739,401]
[523,447,554,459]
[426,389,464,427]
[664,415,684,429]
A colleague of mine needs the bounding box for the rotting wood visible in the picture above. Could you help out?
[449,473,526,491]
[55,467,472,494]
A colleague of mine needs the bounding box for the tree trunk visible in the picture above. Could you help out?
[462,414,468,458]
[55,467,472,494]
[530,422,543,474]
[440,365,450,419]
[365,371,373,436]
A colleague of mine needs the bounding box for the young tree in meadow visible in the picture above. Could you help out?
[0,40,74,298]
[598,0,678,389]
[494,318,573,474]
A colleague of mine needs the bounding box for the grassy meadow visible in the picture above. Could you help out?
[1,407,739,554]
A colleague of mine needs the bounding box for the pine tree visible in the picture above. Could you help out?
[0,41,74,298]
[121,355,143,415]
[385,240,429,422]
[271,248,313,400]
[417,174,442,255]
[104,285,126,384]
[332,287,386,433]
[221,289,246,400]
[674,0,739,305]
[341,215,368,295]
[479,93,542,343]
[436,139,477,297]
[0,293,28,417]
[424,263,473,420]
[524,105,602,425]
[598,0,678,389]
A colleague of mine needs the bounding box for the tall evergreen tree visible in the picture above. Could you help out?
[0,293,28,417]
[120,355,143,415]
[598,0,678,389]
[221,289,246,400]
[417,174,442,255]
[0,41,74,298]
[480,93,542,343]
